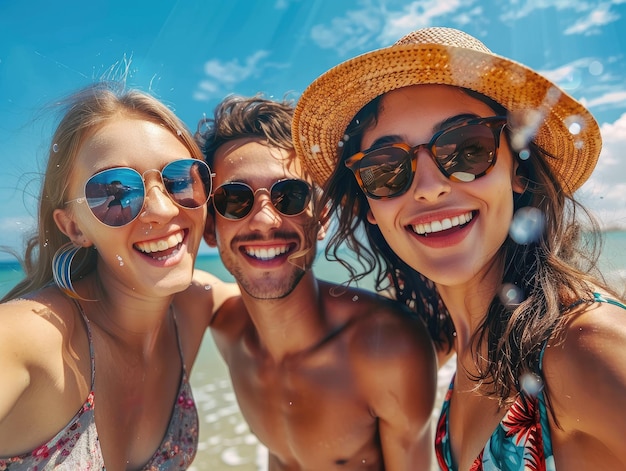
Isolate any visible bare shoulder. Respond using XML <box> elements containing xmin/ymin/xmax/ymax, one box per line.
<box><xmin>190</xmin><ymin>268</ymin><xmax>240</xmax><ymax>305</ymax></box>
<box><xmin>174</xmin><ymin>269</ymin><xmax>240</xmax><ymax>322</ymax></box>
<box><xmin>319</xmin><ymin>280</ymin><xmax>436</xmax><ymax>373</ymax></box>
<box><xmin>544</xmin><ymin>296</ymin><xmax>626</xmax><ymax>432</ymax></box>
<box><xmin>0</xmin><ymin>287</ymin><xmax>76</xmax><ymax>359</ymax></box>
<box><xmin>320</xmin><ymin>281</ymin><xmax>437</xmax><ymax>427</ymax></box>
<box><xmin>0</xmin><ymin>288</ymin><xmax>77</xmax><ymax>422</ymax></box>
<box><xmin>547</xmin><ymin>296</ymin><xmax>626</xmax><ymax>373</ymax></box>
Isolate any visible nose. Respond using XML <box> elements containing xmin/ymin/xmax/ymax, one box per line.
<box><xmin>247</xmin><ymin>190</ymin><xmax>282</xmax><ymax>232</ymax></box>
<box><xmin>139</xmin><ymin>179</ymin><xmax>179</xmax><ymax>224</ymax></box>
<box><xmin>410</xmin><ymin>148</ymin><xmax>452</xmax><ymax>202</ymax></box>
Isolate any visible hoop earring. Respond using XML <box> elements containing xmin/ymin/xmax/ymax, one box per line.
<box><xmin>52</xmin><ymin>242</ymin><xmax>93</xmax><ymax>300</ymax></box>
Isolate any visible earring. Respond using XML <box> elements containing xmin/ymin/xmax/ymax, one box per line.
<box><xmin>52</xmin><ymin>242</ymin><xmax>92</xmax><ymax>300</ymax></box>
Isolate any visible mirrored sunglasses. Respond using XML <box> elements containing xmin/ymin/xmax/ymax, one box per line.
<box><xmin>67</xmin><ymin>159</ymin><xmax>213</xmax><ymax>227</ymax></box>
<box><xmin>212</xmin><ymin>179</ymin><xmax>312</xmax><ymax>220</ymax></box>
<box><xmin>345</xmin><ymin>116</ymin><xmax>507</xmax><ymax>199</ymax></box>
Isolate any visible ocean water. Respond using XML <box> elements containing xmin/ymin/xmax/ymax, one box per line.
<box><xmin>0</xmin><ymin>231</ymin><xmax>624</xmax><ymax>470</ymax></box>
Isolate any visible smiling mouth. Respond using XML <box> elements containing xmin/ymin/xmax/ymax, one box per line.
<box><xmin>410</xmin><ymin>211</ymin><xmax>474</xmax><ymax>235</ymax></box>
<box><xmin>242</xmin><ymin>244</ymin><xmax>293</xmax><ymax>261</ymax></box>
<box><xmin>135</xmin><ymin>231</ymin><xmax>184</xmax><ymax>260</ymax></box>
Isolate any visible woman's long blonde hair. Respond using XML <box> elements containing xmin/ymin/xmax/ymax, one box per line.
<box><xmin>2</xmin><ymin>82</ymin><xmax>203</xmax><ymax>302</ymax></box>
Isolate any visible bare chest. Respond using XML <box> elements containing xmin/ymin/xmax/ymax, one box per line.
<box><xmin>226</xmin><ymin>351</ymin><xmax>383</xmax><ymax>470</ymax></box>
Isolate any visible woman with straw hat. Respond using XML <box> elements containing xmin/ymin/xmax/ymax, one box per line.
<box><xmin>293</xmin><ymin>27</ymin><xmax>626</xmax><ymax>470</ymax></box>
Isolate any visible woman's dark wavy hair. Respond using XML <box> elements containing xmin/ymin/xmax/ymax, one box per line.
<box><xmin>321</xmin><ymin>88</ymin><xmax>622</xmax><ymax>413</ymax></box>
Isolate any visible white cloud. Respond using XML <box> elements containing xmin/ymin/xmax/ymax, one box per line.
<box><xmin>275</xmin><ymin>0</ymin><xmax>290</xmax><ymax>9</ymax></box>
<box><xmin>581</xmin><ymin>90</ymin><xmax>626</xmax><ymax>108</ymax></box>
<box><xmin>500</xmin><ymin>0</ymin><xmax>594</xmax><ymax>22</ymax></box>
<box><xmin>539</xmin><ymin>57</ymin><xmax>594</xmax><ymax>87</ymax></box>
<box><xmin>310</xmin><ymin>7</ymin><xmax>384</xmax><ymax>55</ymax></box>
<box><xmin>539</xmin><ymin>59</ymin><xmax>626</xmax><ymax>112</ymax></box>
<box><xmin>563</xmin><ymin>3</ymin><xmax>620</xmax><ymax>35</ymax></box>
<box><xmin>193</xmin><ymin>50</ymin><xmax>271</xmax><ymax>101</ymax></box>
<box><xmin>379</xmin><ymin>0</ymin><xmax>469</xmax><ymax>44</ymax></box>
<box><xmin>500</xmin><ymin>0</ymin><xmax>623</xmax><ymax>35</ymax></box>
<box><xmin>578</xmin><ymin>112</ymin><xmax>626</xmax><ymax>228</ymax></box>
<box><xmin>309</xmin><ymin>0</ymin><xmax>481</xmax><ymax>55</ymax></box>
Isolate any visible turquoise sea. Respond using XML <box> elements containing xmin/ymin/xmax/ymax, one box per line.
<box><xmin>1</xmin><ymin>231</ymin><xmax>624</xmax><ymax>470</ymax></box>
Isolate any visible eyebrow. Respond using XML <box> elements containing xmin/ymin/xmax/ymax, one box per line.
<box><xmin>368</xmin><ymin>112</ymin><xmax>483</xmax><ymax>149</ymax></box>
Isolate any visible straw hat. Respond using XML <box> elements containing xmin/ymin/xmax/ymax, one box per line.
<box><xmin>293</xmin><ymin>27</ymin><xmax>601</xmax><ymax>194</ymax></box>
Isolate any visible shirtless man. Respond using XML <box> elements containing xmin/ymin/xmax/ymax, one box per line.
<box><xmin>195</xmin><ymin>95</ymin><xmax>437</xmax><ymax>470</ymax></box>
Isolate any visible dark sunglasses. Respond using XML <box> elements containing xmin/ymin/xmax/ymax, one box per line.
<box><xmin>66</xmin><ymin>159</ymin><xmax>213</xmax><ymax>227</ymax></box>
<box><xmin>345</xmin><ymin>116</ymin><xmax>507</xmax><ymax>199</ymax></box>
<box><xmin>212</xmin><ymin>179</ymin><xmax>312</xmax><ymax>220</ymax></box>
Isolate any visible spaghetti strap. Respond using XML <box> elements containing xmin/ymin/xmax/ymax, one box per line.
<box><xmin>71</xmin><ymin>298</ymin><xmax>96</xmax><ymax>390</ymax></box>
<box><xmin>593</xmin><ymin>292</ymin><xmax>626</xmax><ymax>309</ymax></box>
<box><xmin>170</xmin><ymin>306</ymin><xmax>190</xmax><ymax>376</ymax></box>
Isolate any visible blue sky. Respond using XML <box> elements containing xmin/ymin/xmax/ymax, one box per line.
<box><xmin>1</xmin><ymin>0</ymin><xmax>625</xmax><ymax>259</ymax></box>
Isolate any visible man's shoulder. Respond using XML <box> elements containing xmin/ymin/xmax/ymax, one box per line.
<box><xmin>316</xmin><ymin>280</ymin><xmax>431</xmax><ymax>355</ymax></box>
<box><xmin>317</xmin><ymin>279</ymin><xmax>416</xmax><ymax>320</ymax></box>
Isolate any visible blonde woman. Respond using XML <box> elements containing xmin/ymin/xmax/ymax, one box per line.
<box><xmin>0</xmin><ymin>83</ymin><xmax>236</xmax><ymax>470</ymax></box>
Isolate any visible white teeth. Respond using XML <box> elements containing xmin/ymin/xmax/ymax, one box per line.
<box><xmin>244</xmin><ymin>245</ymin><xmax>289</xmax><ymax>261</ymax></box>
<box><xmin>412</xmin><ymin>211</ymin><xmax>473</xmax><ymax>235</ymax></box>
<box><xmin>136</xmin><ymin>232</ymin><xmax>183</xmax><ymax>253</ymax></box>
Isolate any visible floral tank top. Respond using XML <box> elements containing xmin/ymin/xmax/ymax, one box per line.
<box><xmin>0</xmin><ymin>302</ymin><xmax>199</xmax><ymax>470</ymax></box>
<box><xmin>435</xmin><ymin>293</ymin><xmax>626</xmax><ymax>471</ymax></box>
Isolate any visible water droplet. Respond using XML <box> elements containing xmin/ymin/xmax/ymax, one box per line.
<box><xmin>176</xmin><ymin>129</ymin><xmax>182</xmax><ymax>136</ymax></box>
<box><xmin>352</xmin><ymin>295</ymin><xmax>359</xmax><ymax>301</ymax></box>
<box><xmin>564</xmin><ymin>115</ymin><xmax>584</xmax><ymax>136</ymax></box>
<box><xmin>509</xmin><ymin>207</ymin><xmax>545</xmax><ymax>245</ymax></box>
<box><xmin>568</xmin><ymin>122</ymin><xmax>581</xmax><ymax>135</ymax></box>
<box><xmin>545</xmin><ymin>86</ymin><xmax>562</xmax><ymax>104</ymax></box>
<box><xmin>288</xmin><ymin>401</ymin><xmax>293</xmax><ymax>406</ymax></box>
<box><xmin>362</xmin><ymin>459</ymin><xmax>367</xmax><ymax>464</ymax></box>
<box><xmin>337</xmin><ymin>141</ymin><xmax>344</xmax><ymax>148</ymax></box>
<box><xmin>52</xmin><ymin>143</ymin><xmax>59</xmax><ymax>153</ymax></box>
<box><xmin>520</xmin><ymin>372</ymin><xmax>543</xmax><ymax>397</ymax></box>
<box><xmin>518</xmin><ymin>149</ymin><xmax>530</xmax><ymax>161</ymax></box>
<box><xmin>343</xmin><ymin>134</ymin><xmax>350</xmax><ymax>142</ymax></box>
<box><xmin>498</xmin><ymin>282</ymin><xmax>523</xmax><ymax>308</ymax></box>
<box><xmin>310</xmin><ymin>144</ymin><xmax>321</xmax><ymax>154</ymax></box>
<box><xmin>116</xmin><ymin>254</ymin><xmax>124</xmax><ymax>266</ymax></box>
<box><xmin>204</xmin><ymin>284</ymin><xmax>212</xmax><ymax>290</ymax></box>
<box><xmin>588</xmin><ymin>60</ymin><xmax>603</xmax><ymax>76</ymax></box>
<box><xmin>509</xmin><ymin>110</ymin><xmax>543</xmax><ymax>152</ymax></box>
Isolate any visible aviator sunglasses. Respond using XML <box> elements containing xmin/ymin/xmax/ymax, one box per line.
<box><xmin>212</xmin><ymin>179</ymin><xmax>312</xmax><ymax>220</ymax></box>
<box><xmin>66</xmin><ymin>159</ymin><xmax>213</xmax><ymax>227</ymax></box>
<box><xmin>345</xmin><ymin>116</ymin><xmax>507</xmax><ymax>199</ymax></box>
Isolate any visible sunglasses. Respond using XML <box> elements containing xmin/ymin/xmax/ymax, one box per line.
<box><xmin>67</xmin><ymin>159</ymin><xmax>213</xmax><ymax>227</ymax></box>
<box><xmin>345</xmin><ymin>116</ymin><xmax>507</xmax><ymax>199</ymax></box>
<box><xmin>212</xmin><ymin>179</ymin><xmax>312</xmax><ymax>220</ymax></box>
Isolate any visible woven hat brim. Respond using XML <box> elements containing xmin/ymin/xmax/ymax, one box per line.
<box><xmin>293</xmin><ymin>43</ymin><xmax>601</xmax><ymax>194</ymax></box>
